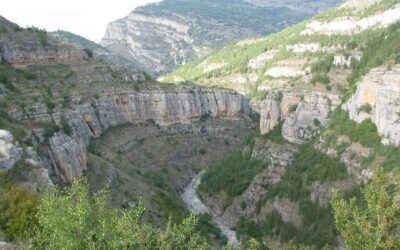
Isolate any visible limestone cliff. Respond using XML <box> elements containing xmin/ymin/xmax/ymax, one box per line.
<box><xmin>10</xmin><ymin>86</ymin><xmax>251</xmax><ymax>183</ymax></box>
<box><xmin>101</xmin><ymin>0</ymin><xmax>339</xmax><ymax>76</ymax></box>
<box><xmin>344</xmin><ymin>65</ymin><xmax>400</xmax><ymax>145</ymax></box>
<box><xmin>257</xmin><ymin>91</ymin><xmax>340</xmax><ymax>143</ymax></box>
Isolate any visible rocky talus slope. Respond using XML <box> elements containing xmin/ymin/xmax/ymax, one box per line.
<box><xmin>101</xmin><ymin>0</ymin><xmax>340</xmax><ymax>76</ymax></box>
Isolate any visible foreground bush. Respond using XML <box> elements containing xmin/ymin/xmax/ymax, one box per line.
<box><xmin>0</xmin><ymin>187</ymin><xmax>38</xmax><ymax>241</ymax></box>
<box><xmin>29</xmin><ymin>179</ymin><xmax>208</xmax><ymax>250</ymax></box>
<box><xmin>332</xmin><ymin>172</ymin><xmax>400</xmax><ymax>249</ymax></box>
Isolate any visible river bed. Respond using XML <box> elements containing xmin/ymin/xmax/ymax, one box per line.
<box><xmin>181</xmin><ymin>172</ymin><xmax>240</xmax><ymax>247</ymax></box>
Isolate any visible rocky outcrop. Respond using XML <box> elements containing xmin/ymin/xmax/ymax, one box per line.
<box><xmin>258</xmin><ymin>91</ymin><xmax>341</xmax><ymax>143</ymax></box>
<box><xmin>248</xmin><ymin>51</ymin><xmax>276</xmax><ymax>69</ymax></box>
<box><xmin>11</xmin><ymin>86</ymin><xmax>251</xmax><ymax>183</ymax></box>
<box><xmin>0</xmin><ymin>130</ymin><xmax>23</xmax><ymax>170</ymax></box>
<box><xmin>101</xmin><ymin>13</ymin><xmax>197</xmax><ymax>76</ymax></box>
<box><xmin>302</xmin><ymin>4</ymin><xmax>400</xmax><ymax>36</ymax></box>
<box><xmin>100</xmin><ymin>0</ymin><xmax>340</xmax><ymax>76</ymax></box>
<box><xmin>209</xmin><ymin>139</ymin><xmax>297</xmax><ymax>228</ymax></box>
<box><xmin>0</xmin><ymin>17</ymin><xmax>89</xmax><ymax>67</ymax></box>
<box><xmin>344</xmin><ymin>65</ymin><xmax>400</xmax><ymax>145</ymax></box>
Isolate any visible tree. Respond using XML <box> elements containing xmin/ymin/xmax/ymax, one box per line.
<box><xmin>29</xmin><ymin>178</ymin><xmax>208</xmax><ymax>250</ymax></box>
<box><xmin>332</xmin><ymin>172</ymin><xmax>400</xmax><ymax>250</ymax></box>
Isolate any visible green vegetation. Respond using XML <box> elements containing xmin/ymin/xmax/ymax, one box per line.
<box><xmin>326</xmin><ymin>109</ymin><xmax>400</xmax><ymax>171</ymax></box>
<box><xmin>348</xmin><ymin>22</ymin><xmax>400</xmax><ymax>93</ymax></box>
<box><xmin>43</xmin><ymin>122</ymin><xmax>60</xmax><ymax>139</ymax></box>
<box><xmin>196</xmin><ymin>214</ymin><xmax>227</xmax><ymax>246</ymax></box>
<box><xmin>61</xmin><ymin>119</ymin><xmax>73</xmax><ymax>136</ymax></box>
<box><xmin>261</xmin><ymin>121</ymin><xmax>286</xmax><ymax>144</ymax></box>
<box><xmin>29</xmin><ymin>179</ymin><xmax>209</xmax><ymax>250</ymax></box>
<box><xmin>144</xmin><ymin>172</ymin><xmax>187</xmax><ymax>223</ymax></box>
<box><xmin>267</xmin><ymin>143</ymin><xmax>348</xmax><ymax>201</ymax></box>
<box><xmin>0</xmin><ymin>187</ymin><xmax>38</xmax><ymax>241</ymax></box>
<box><xmin>200</xmin><ymin>151</ymin><xmax>265</xmax><ymax>198</ymax></box>
<box><xmin>83</xmin><ymin>48</ymin><xmax>93</xmax><ymax>58</ymax></box>
<box><xmin>236</xmin><ymin>217</ymin><xmax>263</xmax><ymax>241</ymax></box>
<box><xmin>263</xmin><ymin>210</ymin><xmax>297</xmax><ymax>243</ymax></box>
<box><xmin>27</xmin><ymin>26</ymin><xmax>48</xmax><ymax>46</ymax></box>
<box><xmin>256</xmin><ymin>143</ymin><xmax>348</xmax><ymax>248</ymax></box>
<box><xmin>311</xmin><ymin>55</ymin><xmax>333</xmax><ymax>74</ymax></box>
<box><xmin>310</xmin><ymin>74</ymin><xmax>330</xmax><ymax>85</ymax></box>
<box><xmin>332</xmin><ymin>172</ymin><xmax>400</xmax><ymax>249</ymax></box>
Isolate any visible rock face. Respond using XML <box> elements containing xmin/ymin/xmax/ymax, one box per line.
<box><xmin>11</xmin><ymin>86</ymin><xmax>251</xmax><ymax>183</ymax></box>
<box><xmin>258</xmin><ymin>91</ymin><xmax>341</xmax><ymax>143</ymax></box>
<box><xmin>204</xmin><ymin>139</ymin><xmax>298</xmax><ymax>228</ymax></box>
<box><xmin>0</xmin><ymin>17</ymin><xmax>88</xmax><ymax>67</ymax></box>
<box><xmin>302</xmin><ymin>4</ymin><xmax>400</xmax><ymax>35</ymax></box>
<box><xmin>100</xmin><ymin>0</ymin><xmax>339</xmax><ymax>76</ymax></box>
<box><xmin>344</xmin><ymin>65</ymin><xmax>400</xmax><ymax>145</ymax></box>
<box><xmin>0</xmin><ymin>130</ymin><xmax>23</xmax><ymax>170</ymax></box>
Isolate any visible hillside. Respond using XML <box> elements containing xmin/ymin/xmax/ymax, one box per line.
<box><xmin>50</xmin><ymin>30</ymin><xmax>144</xmax><ymax>73</ymax></box>
<box><xmin>161</xmin><ymin>0</ymin><xmax>400</xmax><ymax>247</ymax></box>
<box><xmin>100</xmin><ymin>0</ymin><xmax>341</xmax><ymax>76</ymax></box>
<box><xmin>1</xmin><ymin>0</ymin><xmax>400</xmax><ymax>249</ymax></box>
<box><xmin>0</xmin><ymin>14</ymin><xmax>255</xmax><ymax>247</ymax></box>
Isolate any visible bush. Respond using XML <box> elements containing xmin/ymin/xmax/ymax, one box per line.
<box><xmin>310</xmin><ymin>74</ymin><xmax>330</xmax><ymax>85</ymax></box>
<box><xmin>236</xmin><ymin>217</ymin><xmax>263</xmax><ymax>241</ymax></box>
<box><xmin>43</xmin><ymin>123</ymin><xmax>60</xmax><ymax>139</ymax></box>
<box><xmin>198</xmin><ymin>148</ymin><xmax>207</xmax><ymax>155</ymax></box>
<box><xmin>357</xmin><ymin>104</ymin><xmax>372</xmax><ymax>114</ymax></box>
<box><xmin>0</xmin><ymin>187</ymin><xmax>39</xmax><ymax>241</ymax></box>
<box><xmin>261</xmin><ymin>121</ymin><xmax>286</xmax><ymax>144</ymax></box>
<box><xmin>311</xmin><ymin>55</ymin><xmax>333</xmax><ymax>74</ymax></box>
<box><xmin>288</xmin><ymin>105</ymin><xmax>297</xmax><ymax>114</ymax></box>
<box><xmin>83</xmin><ymin>48</ymin><xmax>93</xmax><ymax>58</ymax></box>
<box><xmin>61</xmin><ymin>119</ymin><xmax>73</xmax><ymax>136</ymax></box>
<box><xmin>30</xmin><ymin>179</ymin><xmax>209</xmax><ymax>249</ymax></box>
<box><xmin>27</xmin><ymin>26</ymin><xmax>48</xmax><ymax>46</ymax></box>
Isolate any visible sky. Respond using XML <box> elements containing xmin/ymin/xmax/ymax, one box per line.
<box><xmin>1</xmin><ymin>0</ymin><xmax>161</xmax><ymax>43</ymax></box>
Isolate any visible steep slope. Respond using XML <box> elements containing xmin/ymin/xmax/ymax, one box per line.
<box><xmin>100</xmin><ymin>0</ymin><xmax>341</xmax><ymax>76</ymax></box>
<box><xmin>0</xmin><ymin>15</ymin><xmax>256</xmax><ymax>244</ymax></box>
<box><xmin>50</xmin><ymin>30</ymin><xmax>145</xmax><ymax>73</ymax></box>
<box><xmin>162</xmin><ymin>0</ymin><xmax>400</xmax><ymax>248</ymax></box>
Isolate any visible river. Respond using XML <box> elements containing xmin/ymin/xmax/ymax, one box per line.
<box><xmin>181</xmin><ymin>172</ymin><xmax>240</xmax><ymax>247</ymax></box>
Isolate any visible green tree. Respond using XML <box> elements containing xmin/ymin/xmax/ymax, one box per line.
<box><xmin>29</xmin><ymin>178</ymin><xmax>208</xmax><ymax>250</ymax></box>
<box><xmin>332</xmin><ymin>172</ymin><xmax>400</xmax><ymax>249</ymax></box>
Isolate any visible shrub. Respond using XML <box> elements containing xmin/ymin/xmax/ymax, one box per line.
<box><xmin>310</xmin><ymin>74</ymin><xmax>330</xmax><ymax>85</ymax></box>
<box><xmin>288</xmin><ymin>105</ymin><xmax>297</xmax><ymax>114</ymax></box>
<box><xmin>198</xmin><ymin>148</ymin><xmax>207</xmax><ymax>155</ymax></box>
<box><xmin>311</xmin><ymin>55</ymin><xmax>333</xmax><ymax>74</ymax></box>
<box><xmin>0</xmin><ymin>187</ymin><xmax>39</xmax><ymax>241</ymax></box>
<box><xmin>332</xmin><ymin>172</ymin><xmax>400</xmax><ymax>249</ymax></box>
<box><xmin>43</xmin><ymin>123</ymin><xmax>60</xmax><ymax>139</ymax></box>
<box><xmin>357</xmin><ymin>104</ymin><xmax>372</xmax><ymax>114</ymax></box>
<box><xmin>236</xmin><ymin>217</ymin><xmax>263</xmax><ymax>241</ymax></box>
<box><xmin>261</xmin><ymin>121</ymin><xmax>286</xmax><ymax>144</ymax></box>
<box><xmin>27</xmin><ymin>26</ymin><xmax>48</xmax><ymax>46</ymax></box>
<box><xmin>83</xmin><ymin>48</ymin><xmax>93</xmax><ymax>58</ymax></box>
<box><xmin>61</xmin><ymin>119</ymin><xmax>73</xmax><ymax>136</ymax></box>
<box><xmin>30</xmin><ymin>179</ymin><xmax>208</xmax><ymax>249</ymax></box>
